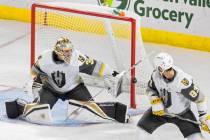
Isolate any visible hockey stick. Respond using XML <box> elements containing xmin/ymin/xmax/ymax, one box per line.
<box><xmin>166</xmin><ymin>113</ymin><xmax>201</xmax><ymax>125</ymax></box>
<box><xmin>166</xmin><ymin>113</ymin><xmax>210</xmax><ymax>134</ymax></box>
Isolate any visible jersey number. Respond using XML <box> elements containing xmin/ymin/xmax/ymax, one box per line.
<box><xmin>189</xmin><ymin>90</ymin><xmax>198</xmax><ymax>98</ymax></box>
<box><xmin>85</xmin><ymin>58</ymin><xmax>94</xmax><ymax>65</ymax></box>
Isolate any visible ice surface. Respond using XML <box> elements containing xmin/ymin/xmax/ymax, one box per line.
<box><xmin>0</xmin><ymin>19</ymin><xmax>209</xmax><ymax>140</ymax></box>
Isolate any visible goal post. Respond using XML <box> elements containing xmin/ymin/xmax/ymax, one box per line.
<box><xmin>31</xmin><ymin>2</ymin><xmax>153</xmax><ymax>108</ymax></box>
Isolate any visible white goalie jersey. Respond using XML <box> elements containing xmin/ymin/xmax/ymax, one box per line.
<box><xmin>148</xmin><ymin>66</ymin><xmax>200</xmax><ymax>114</ymax></box>
<box><xmin>31</xmin><ymin>49</ymin><xmax>116</xmax><ymax>93</ymax></box>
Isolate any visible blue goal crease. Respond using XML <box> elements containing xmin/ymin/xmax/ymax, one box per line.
<box><xmin>0</xmin><ymin>89</ymin><xmax>97</xmax><ymax>127</ymax></box>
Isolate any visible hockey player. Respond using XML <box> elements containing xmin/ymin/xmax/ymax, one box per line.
<box><xmin>5</xmin><ymin>37</ymin><xmax>128</xmax><ymax>124</ymax></box>
<box><xmin>136</xmin><ymin>52</ymin><xmax>210</xmax><ymax>140</ymax></box>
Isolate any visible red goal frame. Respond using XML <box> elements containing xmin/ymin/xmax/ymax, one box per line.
<box><xmin>31</xmin><ymin>3</ymin><xmax>137</xmax><ymax>108</ymax></box>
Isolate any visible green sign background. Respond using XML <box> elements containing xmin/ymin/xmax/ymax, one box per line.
<box><xmin>97</xmin><ymin>0</ymin><xmax>131</xmax><ymax>10</ymax></box>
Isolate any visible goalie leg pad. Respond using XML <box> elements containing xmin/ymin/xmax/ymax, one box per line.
<box><xmin>5</xmin><ymin>99</ymin><xmax>27</xmax><ymax>119</ymax></box>
<box><xmin>69</xmin><ymin>100</ymin><xmax>110</xmax><ymax>120</ymax></box>
<box><xmin>68</xmin><ymin>100</ymin><xmax>127</xmax><ymax>123</ymax></box>
<box><xmin>115</xmin><ymin>102</ymin><xmax>127</xmax><ymax>123</ymax></box>
<box><xmin>23</xmin><ymin>103</ymin><xmax>53</xmax><ymax>124</ymax></box>
<box><xmin>97</xmin><ymin>102</ymin><xmax>127</xmax><ymax>123</ymax></box>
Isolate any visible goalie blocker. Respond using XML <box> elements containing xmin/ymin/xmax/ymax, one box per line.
<box><xmin>104</xmin><ymin>70</ymin><xmax>137</xmax><ymax>98</ymax></box>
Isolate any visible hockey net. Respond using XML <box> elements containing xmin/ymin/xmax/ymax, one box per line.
<box><xmin>31</xmin><ymin>2</ymin><xmax>153</xmax><ymax>108</ymax></box>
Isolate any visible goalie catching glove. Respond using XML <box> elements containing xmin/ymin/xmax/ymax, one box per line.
<box><xmin>104</xmin><ymin>71</ymin><xmax>126</xmax><ymax>98</ymax></box>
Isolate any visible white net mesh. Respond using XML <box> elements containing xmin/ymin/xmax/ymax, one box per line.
<box><xmin>32</xmin><ymin>2</ymin><xmax>153</xmax><ymax>107</ymax></box>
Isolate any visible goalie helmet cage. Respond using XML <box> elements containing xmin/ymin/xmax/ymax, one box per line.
<box><xmin>31</xmin><ymin>2</ymin><xmax>153</xmax><ymax>108</ymax></box>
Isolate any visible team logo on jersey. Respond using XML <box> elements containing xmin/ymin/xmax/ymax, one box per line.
<box><xmin>51</xmin><ymin>71</ymin><xmax>66</xmax><ymax>88</ymax></box>
<box><xmin>97</xmin><ymin>0</ymin><xmax>131</xmax><ymax>10</ymax></box>
<box><xmin>181</xmin><ymin>78</ymin><xmax>189</xmax><ymax>86</ymax></box>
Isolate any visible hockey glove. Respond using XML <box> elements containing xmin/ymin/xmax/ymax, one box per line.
<box><xmin>199</xmin><ymin>114</ymin><xmax>210</xmax><ymax>133</ymax></box>
<box><xmin>150</xmin><ymin>97</ymin><xmax>165</xmax><ymax>116</ymax></box>
<box><xmin>104</xmin><ymin>71</ymin><xmax>126</xmax><ymax>98</ymax></box>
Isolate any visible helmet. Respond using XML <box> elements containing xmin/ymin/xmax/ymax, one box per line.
<box><xmin>153</xmin><ymin>52</ymin><xmax>173</xmax><ymax>72</ymax></box>
<box><xmin>54</xmin><ymin>37</ymin><xmax>74</xmax><ymax>63</ymax></box>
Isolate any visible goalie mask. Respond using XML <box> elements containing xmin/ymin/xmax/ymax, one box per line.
<box><xmin>54</xmin><ymin>37</ymin><xmax>74</xmax><ymax>63</ymax></box>
<box><xmin>153</xmin><ymin>52</ymin><xmax>173</xmax><ymax>74</ymax></box>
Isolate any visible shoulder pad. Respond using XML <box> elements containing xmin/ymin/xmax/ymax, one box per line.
<box><xmin>74</xmin><ymin>50</ymin><xmax>87</xmax><ymax>66</ymax></box>
<box><xmin>37</xmin><ymin>50</ymin><xmax>53</xmax><ymax>67</ymax></box>
<box><xmin>178</xmin><ymin>71</ymin><xmax>193</xmax><ymax>89</ymax></box>
<box><xmin>151</xmin><ymin>70</ymin><xmax>162</xmax><ymax>81</ymax></box>
<box><xmin>181</xmin><ymin>83</ymin><xmax>200</xmax><ymax>101</ymax></box>
<box><xmin>78</xmin><ymin>54</ymin><xmax>86</xmax><ymax>63</ymax></box>
<box><xmin>181</xmin><ymin>78</ymin><xmax>190</xmax><ymax>86</ymax></box>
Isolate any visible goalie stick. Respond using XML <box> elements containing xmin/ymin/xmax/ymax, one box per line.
<box><xmin>65</xmin><ymin>87</ymin><xmax>105</xmax><ymax>121</ymax></box>
<box><xmin>121</xmin><ymin>50</ymin><xmax>156</xmax><ymax>85</ymax></box>
<box><xmin>66</xmin><ymin>51</ymin><xmax>155</xmax><ymax>120</ymax></box>
<box><xmin>121</xmin><ymin>51</ymin><xmax>156</xmax><ymax>76</ymax></box>
<box><xmin>21</xmin><ymin>50</ymin><xmax>155</xmax><ymax>121</ymax></box>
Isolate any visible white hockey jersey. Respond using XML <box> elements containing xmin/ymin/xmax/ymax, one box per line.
<box><xmin>32</xmin><ymin>49</ymin><xmax>115</xmax><ymax>93</ymax></box>
<box><xmin>148</xmin><ymin>66</ymin><xmax>200</xmax><ymax>114</ymax></box>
